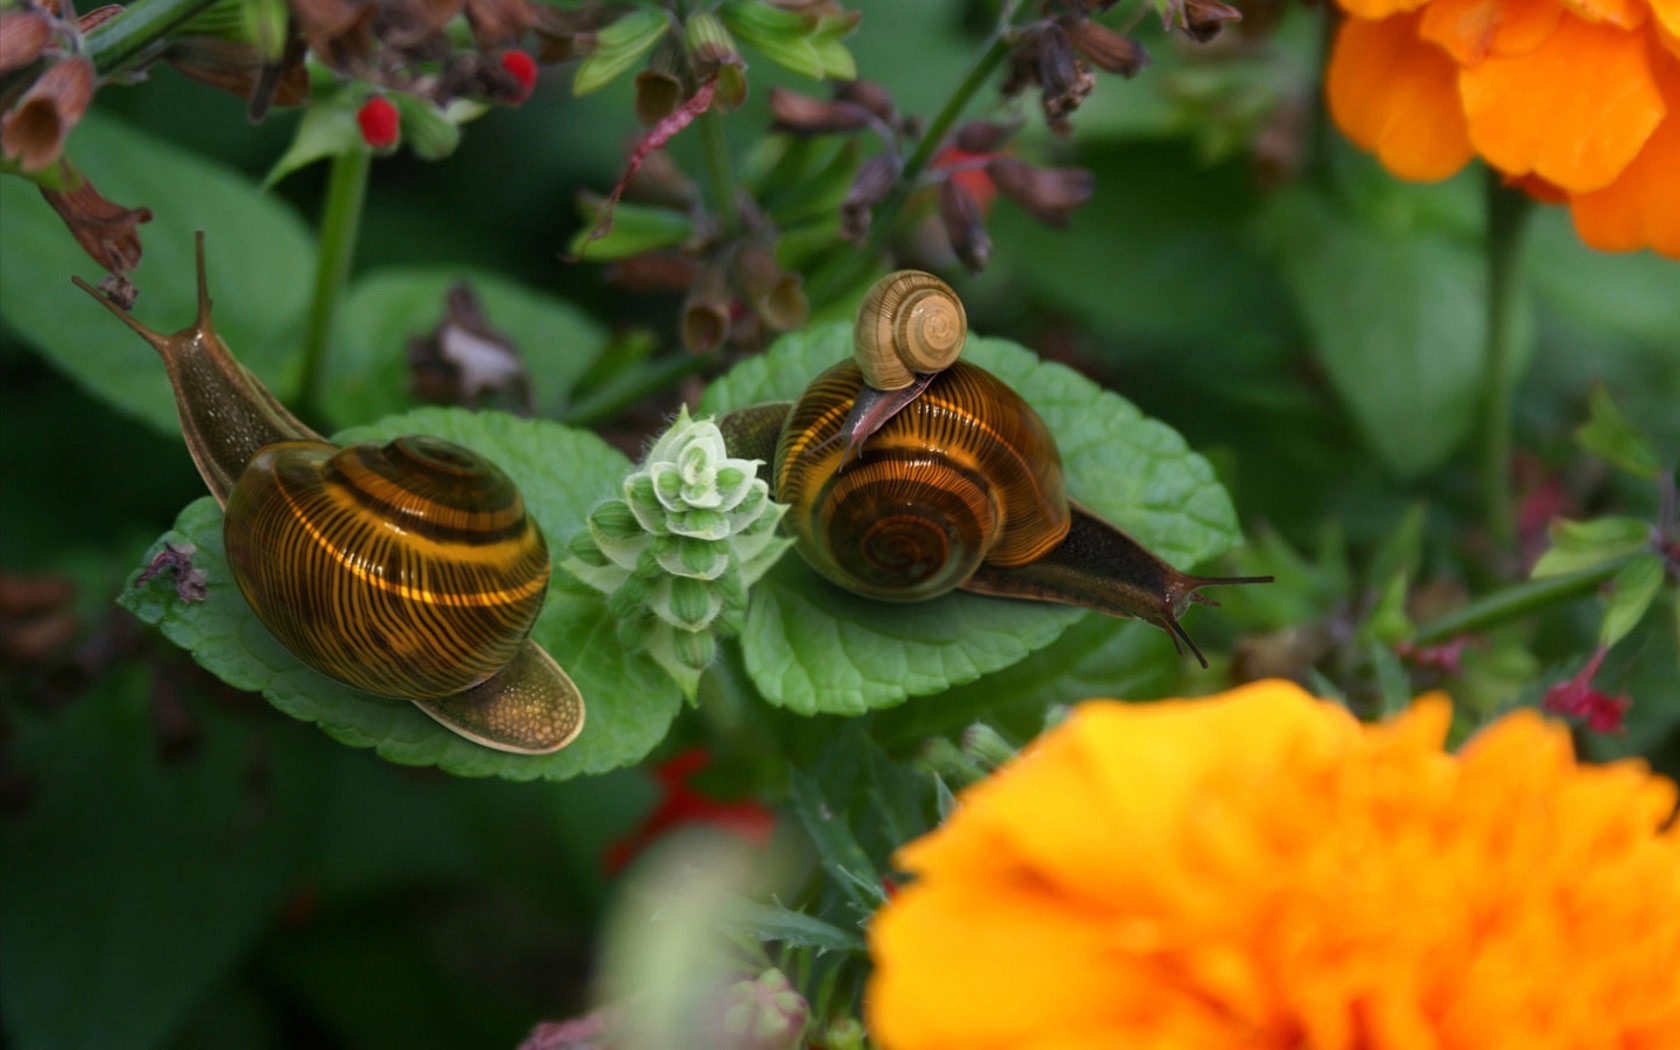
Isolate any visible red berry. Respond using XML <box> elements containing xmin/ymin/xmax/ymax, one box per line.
<box><xmin>500</xmin><ymin>50</ymin><xmax>538</xmax><ymax>103</ymax></box>
<box><xmin>357</xmin><ymin>96</ymin><xmax>400</xmax><ymax>149</ymax></box>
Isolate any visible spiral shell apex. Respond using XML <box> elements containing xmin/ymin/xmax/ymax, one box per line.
<box><xmin>853</xmin><ymin>271</ymin><xmax>968</xmax><ymax>391</ymax></box>
<box><xmin>223</xmin><ymin>435</ymin><xmax>551</xmax><ymax>700</ymax></box>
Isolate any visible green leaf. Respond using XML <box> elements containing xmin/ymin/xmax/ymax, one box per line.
<box><xmin>119</xmin><ymin>408</ymin><xmax>683</xmax><ymax>780</ymax></box>
<box><xmin>874</xmin><ymin>615</ymin><xmax>1178</xmax><ymax>748</ymax></box>
<box><xmin>1600</xmin><ymin>554</ymin><xmax>1665</xmax><ymax>649</ymax></box>
<box><xmin>261</xmin><ymin>102</ymin><xmax>361</xmax><ymax>189</ymax></box>
<box><xmin>1365</xmin><ymin>502</ymin><xmax>1427</xmax><ymax>596</ymax></box>
<box><xmin>718</xmin><ymin>898</ymin><xmax>867</xmax><ymax>954</ymax></box>
<box><xmin>1256</xmin><ymin>186</ymin><xmax>1530</xmax><ymax>478</ymax></box>
<box><xmin>701</xmin><ymin>327</ymin><xmax>1241</xmax><ymax>715</ymax></box>
<box><xmin>788</xmin><ymin>771</ymin><xmax>883</xmax><ymax>911</ymax></box>
<box><xmin>1531</xmin><ymin>516</ymin><xmax>1653</xmax><ymax>579</ymax></box>
<box><xmin>0</xmin><ymin>670</ymin><xmax>324</xmax><ymax>1050</ymax></box>
<box><xmin>0</xmin><ymin>110</ymin><xmax>314</xmax><ymax>434</ymax></box>
<box><xmin>572</xmin><ymin>8</ymin><xmax>670</xmax><ymax>95</ymax></box>
<box><xmin>1576</xmin><ymin>383</ymin><xmax>1662</xmax><ymax>480</ymax></box>
<box><xmin>568</xmin><ymin>199</ymin><xmax>694</xmax><ymax>261</ymax></box>
<box><xmin>1525</xmin><ymin>207</ymin><xmax>1680</xmax><ymax>349</ymax></box>
<box><xmin>722</xmin><ymin>0</ymin><xmax>825</xmax><ymax>79</ymax></box>
<box><xmin>322</xmin><ymin>268</ymin><xmax>607</xmax><ymax>427</ymax></box>
<box><xmin>1360</xmin><ymin>571</ymin><xmax>1414</xmax><ymax>646</ymax></box>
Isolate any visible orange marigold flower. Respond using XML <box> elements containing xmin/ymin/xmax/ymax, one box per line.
<box><xmin>1327</xmin><ymin>0</ymin><xmax>1680</xmax><ymax>257</ymax></box>
<box><xmin>867</xmin><ymin>681</ymin><xmax>1680</xmax><ymax>1050</ymax></box>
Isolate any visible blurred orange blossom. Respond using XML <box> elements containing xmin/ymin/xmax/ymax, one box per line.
<box><xmin>1326</xmin><ymin>0</ymin><xmax>1680</xmax><ymax>258</ymax></box>
<box><xmin>867</xmin><ymin>681</ymin><xmax>1680</xmax><ymax>1049</ymax></box>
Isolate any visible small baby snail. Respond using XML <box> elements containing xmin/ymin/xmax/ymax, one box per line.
<box><xmin>719</xmin><ymin>271</ymin><xmax>1272</xmax><ymax>666</ymax></box>
<box><xmin>75</xmin><ymin>234</ymin><xmax>584</xmax><ymax>755</ymax></box>
<box><xmin>824</xmin><ymin>270</ymin><xmax>968</xmax><ymax>463</ymax></box>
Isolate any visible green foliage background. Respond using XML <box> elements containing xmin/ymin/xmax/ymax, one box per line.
<box><xmin>1</xmin><ymin>0</ymin><xmax>1677</xmax><ymax>1047</ymax></box>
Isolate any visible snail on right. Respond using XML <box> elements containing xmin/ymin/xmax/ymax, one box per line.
<box><xmin>719</xmin><ymin>270</ymin><xmax>1272</xmax><ymax>667</ymax></box>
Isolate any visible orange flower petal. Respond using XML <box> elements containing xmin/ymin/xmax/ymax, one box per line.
<box><xmin>1337</xmin><ymin>0</ymin><xmax>1434</xmax><ymax>21</ymax></box>
<box><xmin>1570</xmin><ymin>60</ymin><xmax>1680</xmax><ymax>255</ymax></box>
<box><xmin>1419</xmin><ymin>0</ymin><xmax>1564</xmax><ymax>64</ymax></box>
<box><xmin>1461</xmin><ymin>13</ymin><xmax>1666</xmax><ymax>190</ymax></box>
<box><xmin>1561</xmin><ymin>0</ymin><xmax>1647</xmax><ymax>29</ymax></box>
<box><xmin>1328</xmin><ymin>13</ymin><xmax>1475</xmax><ymax>180</ymax></box>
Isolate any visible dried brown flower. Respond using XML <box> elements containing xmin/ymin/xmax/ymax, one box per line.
<box><xmin>681</xmin><ymin>261</ymin><xmax>732</xmax><ymax>353</ymax></box>
<box><xmin>1058</xmin><ymin>15</ymin><xmax>1148</xmax><ymax>77</ymax></box>
<box><xmin>166</xmin><ymin>37</ymin><xmax>310</xmax><ymax>115</ymax></box>
<box><xmin>1168</xmin><ymin>0</ymin><xmax>1244</xmax><ymax>43</ymax></box>
<box><xmin>833</xmin><ymin>79</ymin><xmax>897</xmax><ymax>123</ymax></box>
<box><xmin>986</xmin><ymin>157</ymin><xmax>1094</xmax><ymax>227</ymax></box>
<box><xmin>39</xmin><ymin>171</ymin><xmax>153</xmax><ymax>308</ymax></box>
<box><xmin>768</xmin><ymin>86</ymin><xmax>872</xmax><ymax>136</ymax></box>
<box><xmin>733</xmin><ymin>243</ymin><xmax>808</xmax><ymax>332</ymax></box>
<box><xmin>0</xmin><ymin>11</ymin><xmax>51</xmax><ymax>76</ymax></box>
<box><xmin>134</xmin><ymin>543</ymin><xmax>208</xmax><ymax>604</ymax></box>
<box><xmin>2</xmin><ymin>56</ymin><xmax>93</xmax><ymax>172</ymax></box>
<box><xmin>840</xmin><ymin>152</ymin><xmax>897</xmax><ymax>242</ymax></box>
<box><xmin>939</xmin><ymin>179</ymin><xmax>991</xmax><ymax>273</ymax></box>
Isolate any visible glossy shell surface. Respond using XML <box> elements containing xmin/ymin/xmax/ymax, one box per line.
<box><xmin>223</xmin><ymin>435</ymin><xmax>551</xmax><ymax>699</ymax></box>
<box><xmin>775</xmin><ymin>361</ymin><xmax>1070</xmax><ymax>601</ymax></box>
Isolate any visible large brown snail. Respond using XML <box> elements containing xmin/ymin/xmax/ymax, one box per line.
<box><xmin>76</xmin><ymin>234</ymin><xmax>584</xmax><ymax>754</ymax></box>
<box><xmin>720</xmin><ymin>270</ymin><xmax>1271</xmax><ymax>666</ymax></box>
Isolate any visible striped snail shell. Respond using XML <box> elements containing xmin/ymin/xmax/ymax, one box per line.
<box><xmin>76</xmin><ymin>234</ymin><xmax>584</xmax><ymax>754</ymax></box>
<box><xmin>223</xmin><ymin>436</ymin><xmax>552</xmax><ymax>701</ymax></box>
<box><xmin>776</xmin><ymin>359</ymin><xmax>1070</xmax><ymax>601</ymax></box>
<box><xmin>853</xmin><ymin>270</ymin><xmax>968</xmax><ymax>392</ymax></box>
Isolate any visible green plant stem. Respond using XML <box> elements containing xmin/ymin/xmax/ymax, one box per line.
<box><xmin>297</xmin><ymin>147</ymin><xmax>371</xmax><ymax>425</ymax></box>
<box><xmin>84</xmin><ymin>0</ymin><xmax>222</xmax><ymax>77</ymax></box>
<box><xmin>1414</xmin><ymin>558</ymin><xmax>1627</xmax><ymax>644</ymax></box>
<box><xmin>698</xmin><ymin>109</ymin><xmax>739</xmax><ymax>237</ymax></box>
<box><xmin>1479</xmin><ymin>173</ymin><xmax>1534</xmax><ymax>552</ymax></box>
<box><xmin>806</xmin><ymin>31</ymin><xmax>1014</xmax><ymax>304</ymax></box>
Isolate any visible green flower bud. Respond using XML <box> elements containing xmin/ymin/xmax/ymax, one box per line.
<box><xmin>561</xmin><ymin>407</ymin><xmax>792</xmax><ymax>698</ymax></box>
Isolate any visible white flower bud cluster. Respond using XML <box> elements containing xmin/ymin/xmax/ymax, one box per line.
<box><xmin>563</xmin><ymin>408</ymin><xmax>791</xmax><ymax>697</ymax></box>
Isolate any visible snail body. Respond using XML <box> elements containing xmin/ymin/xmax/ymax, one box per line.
<box><xmin>76</xmin><ymin>235</ymin><xmax>583</xmax><ymax>754</ymax></box>
<box><xmin>719</xmin><ymin>271</ymin><xmax>1271</xmax><ymax>666</ymax></box>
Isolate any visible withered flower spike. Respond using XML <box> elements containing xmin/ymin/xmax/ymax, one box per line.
<box><xmin>939</xmin><ymin>179</ymin><xmax>991</xmax><ymax>274</ymax></box>
<box><xmin>1058</xmin><ymin>15</ymin><xmax>1149</xmax><ymax>77</ymax></box>
<box><xmin>0</xmin><ymin>11</ymin><xmax>51</xmax><ymax>76</ymax></box>
<box><xmin>953</xmin><ymin>120</ymin><xmax>1017</xmax><ymax>154</ymax></box>
<box><xmin>833</xmin><ymin>79</ymin><xmax>897</xmax><ymax>123</ymax></box>
<box><xmin>2</xmin><ymin>57</ymin><xmax>94</xmax><ymax>173</ymax></box>
<box><xmin>1034</xmin><ymin>24</ymin><xmax>1095</xmax><ymax>131</ymax></box>
<box><xmin>841</xmin><ymin>152</ymin><xmax>898</xmax><ymax>243</ymax></box>
<box><xmin>1169</xmin><ymin>0</ymin><xmax>1244</xmax><ymax>43</ymax></box>
<box><xmin>768</xmin><ymin>86</ymin><xmax>872</xmax><ymax>136</ymax></box>
<box><xmin>39</xmin><ymin>171</ymin><xmax>152</xmax><ymax>291</ymax></box>
<box><xmin>986</xmin><ymin>157</ymin><xmax>1094</xmax><ymax>228</ymax></box>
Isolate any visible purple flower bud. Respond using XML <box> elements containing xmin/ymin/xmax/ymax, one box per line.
<box><xmin>1058</xmin><ymin>16</ymin><xmax>1149</xmax><ymax>77</ymax></box>
<box><xmin>841</xmin><ymin>152</ymin><xmax>899</xmax><ymax>243</ymax></box>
